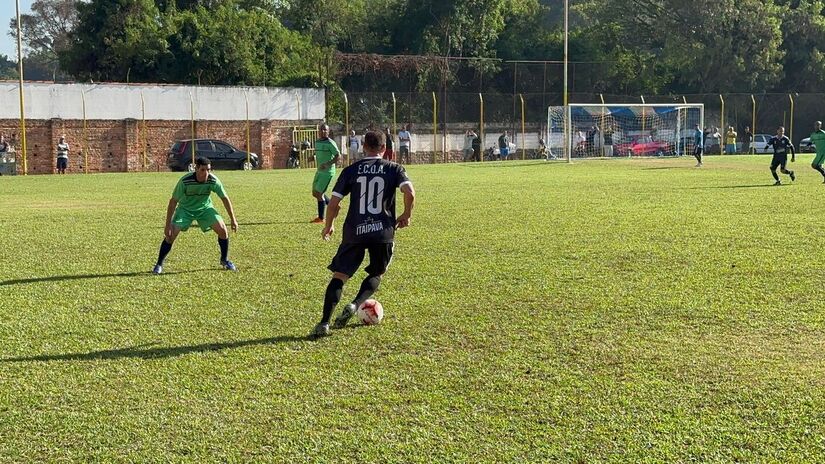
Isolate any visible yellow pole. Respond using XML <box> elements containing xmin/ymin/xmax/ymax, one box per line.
<box><xmin>189</xmin><ymin>91</ymin><xmax>195</xmax><ymax>168</ymax></box>
<box><xmin>751</xmin><ymin>95</ymin><xmax>757</xmax><ymax>154</ymax></box>
<box><xmin>141</xmin><ymin>91</ymin><xmax>147</xmax><ymax>171</ymax></box>
<box><xmin>519</xmin><ymin>94</ymin><xmax>525</xmax><ymax>160</ymax></box>
<box><xmin>719</xmin><ymin>94</ymin><xmax>725</xmax><ymax>155</ymax></box>
<box><xmin>344</xmin><ymin>92</ymin><xmax>350</xmax><ymax>166</ymax></box>
<box><xmin>392</xmin><ymin>92</ymin><xmax>397</xmax><ymax>156</ymax></box>
<box><xmin>641</xmin><ymin>95</ymin><xmax>646</xmax><ymax>134</ymax></box>
<box><xmin>479</xmin><ymin>93</ymin><xmax>484</xmax><ymax>163</ymax></box>
<box><xmin>15</xmin><ymin>0</ymin><xmax>27</xmax><ymax>175</ymax></box>
<box><xmin>789</xmin><ymin>94</ymin><xmax>794</xmax><ymax>150</ymax></box>
<box><xmin>432</xmin><ymin>91</ymin><xmax>437</xmax><ymax>163</ymax></box>
<box><xmin>82</xmin><ymin>90</ymin><xmax>88</xmax><ymax>174</ymax></box>
<box><xmin>600</xmin><ymin>94</ymin><xmax>606</xmax><ymax>157</ymax></box>
<box><xmin>244</xmin><ymin>91</ymin><xmax>250</xmax><ymax>169</ymax></box>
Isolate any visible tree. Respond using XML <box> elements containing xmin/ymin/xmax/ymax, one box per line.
<box><xmin>7</xmin><ymin>0</ymin><xmax>80</xmax><ymax>78</ymax></box>
<box><xmin>0</xmin><ymin>55</ymin><xmax>17</xmax><ymax>80</ymax></box>
<box><xmin>776</xmin><ymin>0</ymin><xmax>825</xmax><ymax>91</ymax></box>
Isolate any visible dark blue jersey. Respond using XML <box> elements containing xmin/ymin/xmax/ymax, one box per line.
<box><xmin>331</xmin><ymin>157</ymin><xmax>411</xmax><ymax>244</ymax></box>
<box><xmin>767</xmin><ymin>135</ymin><xmax>794</xmax><ymax>155</ymax></box>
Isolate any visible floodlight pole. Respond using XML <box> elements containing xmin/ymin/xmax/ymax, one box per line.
<box><xmin>16</xmin><ymin>0</ymin><xmax>27</xmax><ymax>175</ymax></box>
<box><xmin>563</xmin><ymin>0</ymin><xmax>570</xmax><ymax>163</ymax></box>
<box><xmin>189</xmin><ymin>91</ymin><xmax>195</xmax><ymax>167</ymax></box>
<box><xmin>140</xmin><ymin>91</ymin><xmax>147</xmax><ymax>171</ymax></box>
<box><xmin>751</xmin><ymin>95</ymin><xmax>756</xmax><ymax>151</ymax></box>
<box><xmin>519</xmin><ymin>94</ymin><xmax>525</xmax><ymax>160</ymax></box>
<box><xmin>719</xmin><ymin>95</ymin><xmax>725</xmax><ymax>155</ymax></box>
<box><xmin>81</xmin><ymin>90</ymin><xmax>88</xmax><ymax>174</ymax></box>
<box><xmin>344</xmin><ymin>92</ymin><xmax>350</xmax><ymax>165</ymax></box>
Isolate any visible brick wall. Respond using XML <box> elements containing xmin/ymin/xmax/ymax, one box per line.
<box><xmin>0</xmin><ymin>118</ymin><xmax>319</xmax><ymax>174</ymax></box>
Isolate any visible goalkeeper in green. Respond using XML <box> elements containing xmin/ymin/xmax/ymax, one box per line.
<box><xmin>807</xmin><ymin>120</ymin><xmax>825</xmax><ymax>182</ymax></box>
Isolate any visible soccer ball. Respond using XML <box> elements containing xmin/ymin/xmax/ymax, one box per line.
<box><xmin>356</xmin><ymin>299</ymin><xmax>384</xmax><ymax>325</ymax></box>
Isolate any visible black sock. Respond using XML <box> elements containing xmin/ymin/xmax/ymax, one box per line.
<box><xmin>218</xmin><ymin>238</ymin><xmax>229</xmax><ymax>262</ymax></box>
<box><xmin>815</xmin><ymin>164</ymin><xmax>825</xmax><ymax>178</ymax></box>
<box><xmin>156</xmin><ymin>240</ymin><xmax>173</xmax><ymax>266</ymax></box>
<box><xmin>317</xmin><ymin>200</ymin><xmax>325</xmax><ymax>219</ymax></box>
<box><xmin>771</xmin><ymin>169</ymin><xmax>779</xmax><ymax>181</ymax></box>
<box><xmin>322</xmin><ymin>278</ymin><xmax>344</xmax><ymax>324</ymax></box>
<box><xmin>694</xmin><ymin>153</ymin><xmax>702</xmax><ymax>163</ymax></box>
<box><xmin>352</xmin><ymin>275</ymin><xmax>382</xmax><ymax>308</ymax></box>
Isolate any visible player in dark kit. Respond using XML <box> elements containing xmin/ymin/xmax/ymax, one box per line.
<box><xmin>766</xmin><ymin>126</ymin><xmax>796</xmax><ymax>185</ymax></box>
<box><xmin>311</xmin><ymin>130</ymin><xmax>416</xmax><ymax>338</ymax></box>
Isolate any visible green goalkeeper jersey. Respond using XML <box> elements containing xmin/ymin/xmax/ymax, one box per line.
<box><xmin>315</xmin><ymin>138</ymin><xmax>340</xmax><ymax>174</ymax></box>
<box><xmin>172</xmin><ymin>172</ymin><xmax>227</xmax><ymax>212</ymax></box>
<box><xmin>810</xmin><ymin>130</ymin><xmax>825</xmax><ymax>157</ymax></box>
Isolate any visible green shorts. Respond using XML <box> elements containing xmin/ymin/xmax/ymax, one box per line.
<box><xmin>814</xmin><ymin>152</ymin><xmax>825</xmax><ymax>166</ymax></box>
<box><xmin>313</xmin><ymin>171</ymin><xmax>334</xmax><ymax>194</ymax></box>
<box><xmin>172</xmin><ymin>207</ymin><xmax>223</xmax><ymax>232</ymax></box>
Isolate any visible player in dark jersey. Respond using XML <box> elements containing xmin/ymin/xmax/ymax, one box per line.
<box><xmin>311</xmin><ymin>130</ymin><xmax>416</xmax><ymax>338</ymax></box>
<box><xmin>766</xmin><ymin>126</ymin><xmax>795</xmax><ymax>185</ymax></box>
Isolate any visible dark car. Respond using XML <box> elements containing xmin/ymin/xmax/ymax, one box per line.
<box><xmin>167</xmin><ymin>139</ymin><xmax>259</xmax><ymax>171</ymax></box>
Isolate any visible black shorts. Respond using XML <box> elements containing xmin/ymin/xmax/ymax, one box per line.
<box><xmin>56</xmin><ymin>158</ymin><xmax>68</xmax><ymax>170</ymax></box>
<box><xmin>328</xmin><ymin>242</ymin><xmax>394</xmax><ymax>277</ymax></box>
<box><xmin>771</xmin><ymin>153</ymin><xmax>788</xmax><ymax>169</ymax></box>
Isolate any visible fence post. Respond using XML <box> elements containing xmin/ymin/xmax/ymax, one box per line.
<box><xmin>189</xmin><ymin>91</ymin><xmax>195</xmax><ymax>168</ymax></box>
<box><xmin>432</xmin><ymin>91</ymin><xmax>437</xmax><ymax>164</ymax></box>
<box><xmin>392</xmin><ymin>92</ymin><xmax>397</xmax><ymax>158</ymax></box>
<box><xmin>519</xmin><ymin>93</ymin><xmax>525</xmax><ymax>160</ymax></box>
<box><xmin>599</xmin><ymin>94</ymin><xmax>606</xmax><ymax>157</ymax></box>
<box><xmin>719</xmin><ymin>95</ymin><xmax>725</xmax><ymax>155</ymax></box>
<box><xmin>82</xmin><ymin>90</ymin><xmax>88</xmax><ymax>174</ymax></box>
<box><xmin>343</xmin><ymin>92</ymin><xmax>349</xmax><ymax>166</ymax></box>
<box><xmin>789</xmin><ymin>93</ymin><xmax>794</xmax><ymax>148</ymax></box>
<box><xmin>751</xmin><ymin>95</ymin><xmax>756</xmax><ymax>153</ymax></box>
<box><xmin>479</xmin><ymin>93</ymin><xmax>484</xmax><ymax>163</ymax></box>
<box><xmin>244</xmin><ymin>91</ymin><xmax>250</xmax><ymax>170</ymax></box>
<box><xmin>140</xmin><ymin>91</ymin><xmax>147</xmax><ymax>171</ymax></box>
<box><xmin>640</xmin><ymin>95</ymin><xmax>646</xmax><ymax>135</ymax></box>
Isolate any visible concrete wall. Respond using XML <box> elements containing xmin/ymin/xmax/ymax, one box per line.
<box><xmin>0</xmin><ymin>83</ymin><xmax>324</xmax><ymax>121</ymax></box>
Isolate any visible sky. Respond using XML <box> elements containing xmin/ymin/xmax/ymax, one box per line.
<box><xmin>0</xmin><ymin>0</ymin><xmax>34</xmax><ymax>60</ymax></box>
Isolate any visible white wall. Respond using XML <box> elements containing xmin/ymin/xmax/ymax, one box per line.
<box><xmin>0</xmin><ymin>82</ymin><xmax>324</xmax><ymax>121</ymax></box>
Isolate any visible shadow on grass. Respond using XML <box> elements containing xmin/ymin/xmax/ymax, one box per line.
<box><xmin>686</xmin><ymin>184</ymin><xmax>782</xmax><ymax>190</ymax></box>
<box><xmin>1</xmin><ymin>335</ymin><xmax>309</xmax><ymax>362</ymax></box>
<box><xmin>641</xmin><ymin>166</ymin><xmax>693</xmax><ymax>170</ymax></box>
<box><xmin>0</xmin><ymin>269</ymin><xmax>219</xmax><ymax>286</ymax></box>
<box><xmin>465</xmin><ymin>160</ymin><xmax>564</xmax><ymax>169</ymax></box>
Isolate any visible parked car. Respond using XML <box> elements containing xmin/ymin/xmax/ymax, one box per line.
<box><xmin>750</xmin><ymin>134</ymin><xmax>774</xmax><ymax>154</ymax></box>
<box><xmin>614</xmin><ymin>135</ymin><xmax>673</xmax><ymax>156</ymax></box>
<box><xmin>800</xmin><ymin>137</ymin><xmax>816</xmax><ymax>153</ymax></box>
<box><xmin>167</xmin><ymin>139</ymin><xmax>259</xmax><ymax>171</ymax></box>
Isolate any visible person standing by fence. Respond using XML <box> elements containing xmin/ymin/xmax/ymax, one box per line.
<box><xmin>398</xmin><ymin>125</ymin><xmax>411</xmax><ymax>164</ymax></box>
<box><xmin>384</xmin><ymin>127</ymin><xmax>395</xmax><ymax>161</ymax></box>
<box><xmin>743</xmin><ymin>126</ymin><xmax>753</xmax><ymax>154</ymax></box>
<box><xmin>56</xmin><ymin>136</ymin><xmax>69</xmax><ymax>174</ymax></box>
<box><xmin>725</xmin><ymin>126</ymin><xmax>737</xmax><ymax>154</ymax></box>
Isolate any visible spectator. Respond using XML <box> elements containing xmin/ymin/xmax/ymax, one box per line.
<box><xmin>603</xmin><ymin>125</ymin><xmax>614</xmax><ymax>157</ymax></box>
<box><xmin>463</xmin><ymin>130</ymin><xmax>476</xmax><ymax>161</ymax></box>
<box><xmin>56</xmin><ymin>135</ymin><xmax>69</xmax><ymax>174</ymax></box>
<box><xmin>0</xmin><ymin>135</ymin><xmax>9</xmax><ymax>156</ymax></box>
<box><xmin>498</xmin><ymin>131</ymin><xmax>510</xmax><ymax>160</ymax></box>
<box><xmin>471</xmin><ymin>129</ymin><xmax>482</xmax><ymax>161</ymax></box>
<box><xmin>384</xmin><ymin>127</ymin><xmax>395</xmax><ymax>161</ymax></box>
<box><xmin>398</xmin><ymin>124</ymin><xmax>411</xmax><ymax>164</ymax></box>
<box><xmin>743</xmin><ymin>126</ymin><xmax>753</xmax><ymax>154</ymax></box>
<box><xmin>725</xmin><ymin>126</ymin><xmax>737</xmax><ymax>154</ymax></box>
<box><xmin>347</xmin><ymin>130</ymin><xmax>360</xmax><ymax>160</ymax></box>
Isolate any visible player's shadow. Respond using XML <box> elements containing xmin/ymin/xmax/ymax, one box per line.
<box><xmin>0</xmin><ymin>269</ymin><xmax>217</xmax><ymax>286</ymax></box>
<box><xmin>687</xmin><ymin>184</ymin><xmax>781</xmax><ymax>190</ymax></box>
<box><xmin>1</xmin><ymin>335</ymin><xmax>308</xmax><ymax>362</ymax></box>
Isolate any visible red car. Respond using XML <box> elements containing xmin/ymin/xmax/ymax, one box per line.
<box><xmin>614</xmin><ymin>136</ymin><xmax>673</xmax><ymax>157</ymax></box>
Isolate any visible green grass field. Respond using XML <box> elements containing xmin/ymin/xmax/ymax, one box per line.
<box><xmin>1</xmin><ymin>155</ymin><xmax>825</xmax><ymax>462</ymax></box>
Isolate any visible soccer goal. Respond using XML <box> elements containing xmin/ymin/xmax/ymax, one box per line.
<box><xmin>547</xmin><ymin>104</ymin><xmax>704</xmax><ymax>160</ymax></box>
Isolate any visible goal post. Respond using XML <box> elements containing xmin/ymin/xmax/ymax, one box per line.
<box><xmin>547</xmin><ymin>103</ymin><xmax>704</xmax><ymax>160</ymax></box>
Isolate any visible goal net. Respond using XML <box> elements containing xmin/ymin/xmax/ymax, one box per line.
<box><xmin>547</xmin><ymin>104</ymin><xmax>704</xmax><ymax>159</ymax></box>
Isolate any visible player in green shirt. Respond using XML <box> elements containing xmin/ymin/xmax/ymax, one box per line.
<box><xmin>807</xmin><ymin>121</ymin><xmax>825</xmax><ymax>182</ymax></box>
<box><xmin>152</xmin><ymin>157</ymin><xmax>239</xmax><ymax>274</ymax></box>
<box><xmin>311</xmin><ymin>124</ymin><xmax>341</xmax><ymax>223</ymax></box>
